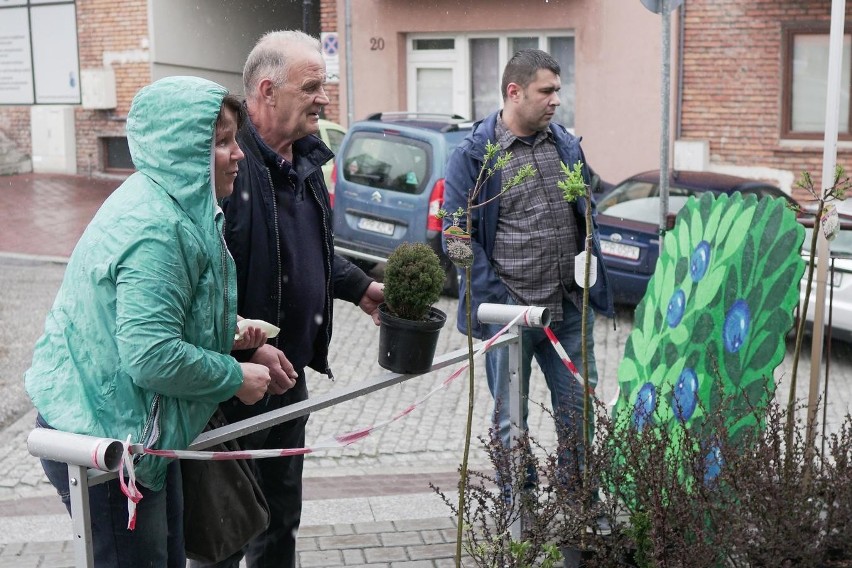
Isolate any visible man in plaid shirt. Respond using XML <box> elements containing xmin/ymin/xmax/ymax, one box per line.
<box><xmin>442</xmin><ymin>48</ymin><xmax>614</xmax><ymax>488</ymax></box>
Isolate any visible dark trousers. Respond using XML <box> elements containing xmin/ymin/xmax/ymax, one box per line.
<box><xmin>190</xmin><ymin>371</ymin><xmax>309</xmax><ymax>568</ymax></box>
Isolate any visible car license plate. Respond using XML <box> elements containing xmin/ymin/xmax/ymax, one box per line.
<box><xmin>601</xmin><ymin>240</ymin><xmax>640</xmax><ymax>260</ymax></box>
<box><xmin>358</xmin><ymin>217</ymin><xmax>395</xmax><ymax>236</ymax></box>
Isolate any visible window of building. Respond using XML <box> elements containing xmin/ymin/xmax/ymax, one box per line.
<box><xmin>782</xmin><ymin>26</ymin><xmax>852</xmax><ymax>140</ymax></box>
<box><xmin>408</xmin><ymin>32</ymin><xmax>575</xmax><ymax>129</ymax></box>
<box><xmin>101</xmin><ymin>137</ymin><xmax>133</xmax><ymax>172</ymax></box>
<box><xmin>413</xmin><ymin>38</ymin><xmax>455</xmax><ymax>50</ymax></box>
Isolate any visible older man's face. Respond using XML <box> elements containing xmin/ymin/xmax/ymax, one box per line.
<box><xmin>272</xmin><ymin>47</ymin><xmax>329</xmax><ymax>140</ymax></box>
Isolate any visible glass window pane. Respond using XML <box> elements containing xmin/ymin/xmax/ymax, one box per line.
<box><xmin>792</xmin><ymin>34</ymin><xmax>851</xmax><ymax>133</ymax></box>
<box><xmin>549</xmin><ymin>36</ymin><xmax>575</xmax><ymax>129</ymax></box>
<box><xmin>413</xmin><ymin>38</ymin><xmax>455</xmax><ymax>50</ymax></box>
<box><xmin>325</xmin><ymin>128</ymin><xmax>345</xmax><ymax>154</ymax></box>
<box><xmin>509</xmin><ymin>37</ymin><xmax>537</xmax><ymax>56</ymax></box>
<box><xmin>470</xmin><ymin>38</ymin><xmax>500</xmax><ymax>120</ymax></box>
<box><xmin>103</xmin><ymin>137</ymin><xmax>133</xmax><ymax>170</ymax></box>
<box><xmin>341</xmin><ymin>133</ymin><xmax>432</xmax><ymax>195</ymax></box>
<box><xmin>416</xmin><ymin>68</ymin><xmax>453</xmax><ymax>115</ymax></box>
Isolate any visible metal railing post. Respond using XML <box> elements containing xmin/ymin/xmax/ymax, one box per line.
<box><xmin>477</xmin><ymin>304</ymin><xmax>550</xmax><ymax>541</ymax></box>
<box><xmin>68</xmin><ymin>465</ymin><xmax>94</xmax><ymax>568</ymax></box>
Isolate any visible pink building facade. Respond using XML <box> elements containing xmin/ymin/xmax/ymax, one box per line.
<box><xmin>330</xmin><ymin>0</ymin><xmax>666</xmax><ymax>184</ymax></box>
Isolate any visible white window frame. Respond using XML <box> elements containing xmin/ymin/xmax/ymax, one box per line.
<box><xmin>406</xmin><ymin>31</ymin><xmax>575</xmax><ymax>124</ymax></box>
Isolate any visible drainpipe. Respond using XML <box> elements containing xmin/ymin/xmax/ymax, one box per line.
<box><xmin>675</xmin><ymin>3</ymin><xmax>685</xmax><ymax>139</ymax></box>
<box><xmin>302</xmin><ymin>0</ymin><xmax>314</xmax><ymax>35</ymax></box>
<box><xmin>345</xmin><ymin>0</ymin><xmax>354</xmax><ymax>126</ymax></box>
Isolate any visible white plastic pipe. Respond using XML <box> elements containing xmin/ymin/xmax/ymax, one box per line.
<box><xmin>27</xmin><ymin>429</ymin><xmax>125</xmax><ymax>472</ymax></box>
<box><xmin>477</xmin><ymin>303</ymin><xmax>550</xmax><ymax>328</ymax></box>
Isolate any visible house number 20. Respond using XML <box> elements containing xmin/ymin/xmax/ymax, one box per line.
<box><xmin>370</xmin><ymin>37</ymin><xmax>385</xmax><ymax>50</ymax></box>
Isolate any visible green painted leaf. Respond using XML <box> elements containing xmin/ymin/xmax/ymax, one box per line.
<box><xmin>694</xmin><ymin>266</ymin><xmax>725</xmax><ymax>311</ymax></box>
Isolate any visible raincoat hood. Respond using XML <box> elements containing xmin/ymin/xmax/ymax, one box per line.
<box><xmin>127</xmin><ymin>76</ymin><xmax>226</xmax><ymax>234</ymax></box>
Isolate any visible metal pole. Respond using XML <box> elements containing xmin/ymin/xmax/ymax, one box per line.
<box><xmin>477</xmin><ymin>305</ymin><xmax>550</xmax><ymax>328</ymax></box>
<box><xmin>658</xmin><ymin>0</ymin><xmax>672</xmax><ymax>253</ymax></box>
<box><xmin>302</xmin><ymin>0</ymin><xmax>313</xmax><ymax>35</ymax></box>
<box><xmin>477</xmin><ymin>304</ymin><xmax>551</xmax><ymax>541</ymax></box>
<box><xmin>508</xmin><ymin>327</ymin><xmax>524</xmax><ymax>542</ymax></box>
<box><xmin>68</xmin><ymin>465</ymin><xmax>94</xmax><ymax>568</ymax></box>
<box><xmin>27</xmin><ymin>429</ymin><xmax>124</xmax><ymax>472</ymax></box>
<box><xmin>806</xmin><ymin>0</ymin><xmax>845</xmax><ymax>445</ymax></box>
<box><xmin>344</xmin><ymin>0</ymin><xmax>354</xmax><ymax>127</ymax></box>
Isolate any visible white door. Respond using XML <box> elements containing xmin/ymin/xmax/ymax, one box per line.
<box><xmin>407</xmin><ymin>37</ymin><xmax>468</xmax><ymax>117</ymax></box>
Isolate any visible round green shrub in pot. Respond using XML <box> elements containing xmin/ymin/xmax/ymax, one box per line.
<box><xmin>379</xmin><ymin>242</ymin><xmax>447</xmax><ymax>374</ymax></box>
<box><xmin>383</xmin><ymin>242</ymin><xmax>445</xmax><ymax>321</ymax></box>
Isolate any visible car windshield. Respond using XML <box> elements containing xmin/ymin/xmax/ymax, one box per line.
<box><xmin>598</xmin><ymin>180</ymin><xmax>692</xmax><ymax>224</ymax></box>
<box><xmin>341</xmin><ymin>132</ymin><xmax>432</xmax><ymax>195</ymax></box>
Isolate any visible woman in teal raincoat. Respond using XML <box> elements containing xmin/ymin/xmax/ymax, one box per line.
<box><xmin>25</xmin><ymin>76</ymin><xmax>274</xmax><ymax>567</ymax></box>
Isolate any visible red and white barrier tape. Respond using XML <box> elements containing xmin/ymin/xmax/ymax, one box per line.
<box><xmin>123</xmin><ymin>307</ymin><xmax>593</xmax><ymax>527</ymax></box>
<box><xmin>542</xmin><ymin>327</ymin><xmax>593</xmax><ymax>394</ymax></box>
<box><xmin>143</xmin><ymin>309</ymin><xmax>529</xmax><ymax>461</ymax></box>
<box><xmin>118</xmin><ymin>435</ymin><xmax>142</xmax><ymax>530</ymax></box>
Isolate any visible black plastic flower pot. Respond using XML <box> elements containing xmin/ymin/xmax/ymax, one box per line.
<box><xmin>377</xmin><ymin>303</ymin><xmax>447</xmax><ymax>374</ymax></box>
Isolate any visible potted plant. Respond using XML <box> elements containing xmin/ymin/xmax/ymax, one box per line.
<box><xmin>378</xmin><ymin>242</ymin><xmax>447</xmax><ymax>374</ymax></box>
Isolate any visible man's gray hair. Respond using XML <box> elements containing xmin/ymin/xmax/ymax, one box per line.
<box><xmin>243</xmin><ymin>30</ymin><xmax>322</xmax><ymax>99</ymax></box>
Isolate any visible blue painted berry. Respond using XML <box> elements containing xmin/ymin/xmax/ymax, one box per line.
<box><xmin>666</xmin><ymin>289</ymin><xmax>686</xmax><ymax>328</ymax></box>
<box><xmin>723</xmin><ymin>299</ymin><xmax>751</xmax><ymax>353</ymax></box>
<box><xmin>690</xmin><ymin>241</ymin><xmax>711</xmax><ymax>282</ymax></box>
<box><xmin>633</xmin><ymin>382</ymin><xmax>656</xmax><ymax>429</ymax></box>
<box><xmin>672</xmin><ymin>368</ymin><xmax>698</xmax><ymax>421</ymax></box>
<box><xmin>704</xmin><ymin>445</ymin><xmax>723</xmax><ymax>484</ymax></box>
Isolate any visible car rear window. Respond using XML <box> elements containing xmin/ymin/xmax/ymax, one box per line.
<box><xmin>598</xmin><ymin>180</ymin><xmax>694</xmax><ymax>224</ymax></box>
<box><xmin>341</xmin><ymin>132</ymin><xmax>432</xmax><ymax>195</ymax></box>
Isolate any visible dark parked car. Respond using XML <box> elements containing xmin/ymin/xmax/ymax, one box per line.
<box><xmin>595</xmin><ymin>170</ymin><xmax>798</xmax><ymax>306</ymax></box>
<box><xmin>331</xmin><ymin>112</ymin><xmax>472</xmax><ymax>296</ymax></box>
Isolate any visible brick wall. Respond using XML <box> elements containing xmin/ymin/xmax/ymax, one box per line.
<box><xmin>0</xmin><ymin>0</ymin><xmax>150</xmax><ymax>175</ymax></box>
<box><xmin>75</xmin><ymin>0</ymin><xmax>150</xmax><ymax>173</ymax></box>
<box><xmin>0</xmin><ymin>109</ymin><xmax>32</xmax><ymax>163</ymax></box>
<box><xmin>680</xmin><ymin>0</ymin><xmax>852</xmax><ymax>201</ymax></box>
<box><xmin>320</xmin><ymin>0</ymin><xmax>341</xmax><ymax>124</ymax></box>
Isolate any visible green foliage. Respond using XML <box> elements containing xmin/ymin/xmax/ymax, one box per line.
<box><xmin>383</xmin><ymin>242</ymin><xmax>445</xmax><ymax>321</ymax></box>
<box><xmin>436</xmin><ymin>141</ymin><xmax>537</xmax><ymax>224</ymax></box>
<box><xmin>557</xmin><ymin>160</ymin><xmax>587</xmax><ymax>202</ymax></box>
<box><xmin>626</xmin><ymin>511</ymin><xmax>652</xmax><ymax>568</ymax></box>
<box><xmin>796</xmin><ymin>164</ymin><xmax>851</xmax><ymax>203</ymax></box>
<box><xmin>471</xmin><ymin>539</ymin><xmax>562</xmax><ymax>568</ymax></box>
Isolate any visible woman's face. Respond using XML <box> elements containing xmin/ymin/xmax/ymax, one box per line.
<box><xmin>214</xmin><ymin>106</ymin><xmax>244</xmax><ymax>200</ymax></box>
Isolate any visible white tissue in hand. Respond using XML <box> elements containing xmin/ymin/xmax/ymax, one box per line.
<box><xmin>235</xmin><ymin>318</ymin><xmax>280</xmax><ymax>340</ymax></box>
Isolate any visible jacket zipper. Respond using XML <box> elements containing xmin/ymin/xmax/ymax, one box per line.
<box><xmin>306</xmin><ymin>176</ymin><xmax>335</xmax><ymax>381</ymax></box>
<box><xmin>136</xmin><ymin>394</ymin><xmax>161</xmax><ymax>464</ymax></box>
<box><xmin>265</xmin><ymin>167</ymin><xmax>283</xmax><ymax>350</ymax></box>
<box><xmin>219</xmin><ymin>224</ymin><xmax>233</xmax><ymax>349</ymax></box>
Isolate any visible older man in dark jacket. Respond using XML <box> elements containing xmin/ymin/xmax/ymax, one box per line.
<box><xmin>198</xmin><ymin>30</ymin><xmax>384</xmax><ymax>568</ymax></box>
